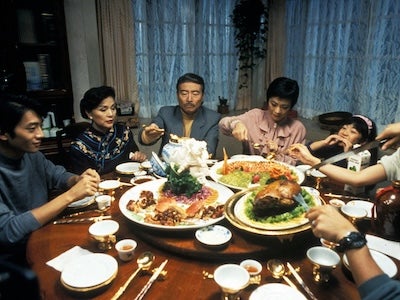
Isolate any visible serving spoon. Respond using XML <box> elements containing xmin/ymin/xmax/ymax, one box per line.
<box><xmin>267</xmin><ymin>259</ymin><xmax>298</xmax><ymax>289</ymax></box>
<box><xmin>111</xmin><ymin>251</ymin><xmax>155</xmax><ymax>300</ymax></box>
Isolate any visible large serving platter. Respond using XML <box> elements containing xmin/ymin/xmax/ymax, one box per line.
<box><xmin>224</xmin><ymin>186</ymin><xmax>324</xmax><ymax>236</ymax></box>
<box><xmin>234</xmin><ymin>186</ymin><xmax>322</xmax><ymax>230</ymax></box>
<box><xmin>119</xmin><ymin>178</ymin><xmax>234</xmax><ymax>230</ymax></box>
<box><xmin>209</xmin><ymin>155</ymin><xmax>304</xmax><ymax>191</ymax></box>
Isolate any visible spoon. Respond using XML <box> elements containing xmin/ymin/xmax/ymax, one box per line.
<box><xmin>267</xmin><ymin>259</ymin><xmax>298</xmax><ymax>289</ymax></box>
<box><xmin>111</xmin><ymin>251</ymin><xmax>155</xmax><ymax>300</ymax></box>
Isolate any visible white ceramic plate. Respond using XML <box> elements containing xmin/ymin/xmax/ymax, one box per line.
<box><xmin>343</xmin><ymin>249</ymin><xmax>397</xmax><ymax>278</ymax></box>
<box><xmin>61</xmin><ymin>253</ymin><xmax>118</xmax><ymax>289</ymax></box>
<box><xmin>209</xmin><ymin>159</ymin><xmax>304</xmax><ymax>190</ymax></box>
<box><xmin>234</xmin><ymin>186</ymin><xmax>322</xmax><ymax>230</ymax></box>
<box><xmin>68</xmin><ymin>194</ymin><xmax>96</xmax><ymax>209</ymax></box>
<box><xmin>119</xmin><ymin>178</ymin><xmax>234</xmax><ymax>230</ymax></box>
<box><xmin>250</xmin><ymin>283</ymin><xmax>307</xmax><ymax>300</ymax></box>
<box><xmin>195</xmin><ymin>225</ymin><xmax>232</xmax><ymax>247</ymax></box>
<box><xmin>115</xmin><ymin>162</ymin><xmax>140</xmax><ymax>175</ymax></box>
<box><xmin>346</xmin><ymin>200</ymin><xmax>375</xmax><ymax>218</ymax></box>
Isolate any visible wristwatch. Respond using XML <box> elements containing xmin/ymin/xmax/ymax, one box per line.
<box><xmin>336</xmin><ymin>231</ymin><xmax>367</xmax><ymax>252</ymax></box>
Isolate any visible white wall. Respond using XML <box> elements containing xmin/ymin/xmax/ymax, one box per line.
<box><xmin>64</xmin><ymin>0</ymin><xmax>101</xmax><ymax>122</ymax></box>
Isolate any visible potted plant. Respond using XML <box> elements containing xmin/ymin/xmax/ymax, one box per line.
<box><xmin>231</xmin><ymin>0</ymin><xmax>268</xmax><ymax>88</ymax></box>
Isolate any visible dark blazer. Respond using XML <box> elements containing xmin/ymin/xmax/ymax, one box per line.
<box><xmin>139</xmin><ymin>105</ymin><xmax>221</xmax><ymax>157</ymax></box>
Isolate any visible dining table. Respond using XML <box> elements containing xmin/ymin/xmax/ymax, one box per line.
<box><xmin>26</xmin><ymin>167</ymin><xmax>400</xmax><ymax>300</ymax></box>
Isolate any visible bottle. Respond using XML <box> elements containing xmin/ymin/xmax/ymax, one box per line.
<box><xmin>374</xmin><ymin>180</ymin><xmax>400</xmax><ymax>241</ymax></box>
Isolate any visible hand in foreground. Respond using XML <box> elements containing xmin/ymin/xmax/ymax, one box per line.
<box><xmin>287</xmin><ymin>143</ymin><xmax>321</xmax><ymax>166</ymax></box>
<box><xmin>324</xmin><ymin>134</ymin><xmax>353</xmax><ymax>151</ymax></box>
<box><xmin>376</xmin><ymin>122</ymin><xmax>400</xmax><ymax>150</ymax></box>
<box><xmin>231</xmin><ymin>121</ymin><xmax>248</xmax><ymax>141</ymax></box>
<box><xmin>68</xmin><ymin>169</ymin><xmax>100</xmax><ymax>202</ymax></box>
<box><xmin>266</xmin><ymin>140</ymin><xmax>278</xmax><ymax>152</ymax></box>
<box><xmin>306</xmin><ymin>205</ymin><xmax>357</xmax><ymax>242</ymax></box>
<box><xmin>130</xmin><ymin>151</ymin><xmax>147</xmax><ymax>162</ymax></box>
<box><xmin>143</xmin><ymin>123</ymin><xmax>165</xmax><ymax>140</ymax></box>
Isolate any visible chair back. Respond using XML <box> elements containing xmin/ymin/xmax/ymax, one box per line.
<box><xmin>56</xmin><ymin>121</ymin><xmax>91</xmax><ymax>170</ymax></box>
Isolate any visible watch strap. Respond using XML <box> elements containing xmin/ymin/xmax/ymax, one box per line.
<box><xmin>336</xmin><ymin>231</ymin><xmax>367</xmax><ymax>252</ymax></box>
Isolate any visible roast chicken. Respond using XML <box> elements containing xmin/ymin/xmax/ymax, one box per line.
<box><xmin>252</xmin><ymin>179</ymin><xmax>301</xmax><ymax>217</ymax></box>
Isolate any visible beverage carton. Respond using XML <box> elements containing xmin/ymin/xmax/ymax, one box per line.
<box><xmin>344</xmin><ymin>148</ymin><xmax>371</xmax><ymax>194</ymax></box>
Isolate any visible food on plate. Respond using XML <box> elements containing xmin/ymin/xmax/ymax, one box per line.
<box><xmin>253</xmin><ymin>180</ymin><xmax>301</xmax><ymax>217</ymax></box>
<box><xmin>126</xmin><ymin>164</ymin><xmax>223</xmax><ymax>226</ymax></box>
<box><xmin>244</xmin><ymin>181</ymin><xmax>316</xmax><ymax>224</ymax></box>
<box><xmin>217</xmin><ymin>160</ymin><xmax>298</xmax><ymax>188</ymax></box>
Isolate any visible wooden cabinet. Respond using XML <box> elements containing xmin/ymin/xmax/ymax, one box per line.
<box><xmin>0</xmin><ymin>0</ymin><xmax>73</xmax><ymax>128</ymax></box>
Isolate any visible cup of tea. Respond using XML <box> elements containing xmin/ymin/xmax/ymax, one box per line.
<box><xmin>307</xmin><ymin>246</ymin><xmax>340</xmax><ymax>283</ymax></box>
<box><xmin>115</xmin><ymin>239</ymin><xmax>137</xmax><ymax>261</ymax></box>
<box><xmin>95</xmin><ymin>195</ymin><xmax>112</xmax><ymax>211</ymax></box>
<box><xmin>214</xmin><ymin>264</ymin><xmax>249</xmax><ymax>300</ymax></box>
<box><xmin>89</xmin><ymin>220</ymin><xmax>119</xmax><ymax>250</ymax></box>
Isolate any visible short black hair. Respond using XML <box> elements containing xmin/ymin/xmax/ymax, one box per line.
<box><xmin>0</xmin><ymin>93</ymin><xmax>45</xmax><ymax>137</ymax></box>
<box><xmin>266</xmin><ymin>77</ymin><xmax>299</xmax><ymax>108</ymax></box>
<box><xmin>176</xmin><ymin>73</ymin><xmax>205</xmax><ymax>93</ymax></box>
<box><xmin>80</xmin><ymin>86</ymin><xmax>116</xmax><ymax>119</ymax></box>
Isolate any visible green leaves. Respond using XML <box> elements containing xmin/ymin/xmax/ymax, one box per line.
<box><xmin>163</xmin><ymin>164</ymin><xmax>202</xmax><ymax>197</ymax></box>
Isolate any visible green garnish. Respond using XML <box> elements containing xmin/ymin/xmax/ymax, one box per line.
<box><xmin>163</xmin><ymin>163</ymin><xmax>202</xmax><ymax>197</ymax></box>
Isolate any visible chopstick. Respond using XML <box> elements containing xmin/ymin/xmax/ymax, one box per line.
<box><xmin>134</xmin><ymin>260</ymin><xmax>168</xmax><ymax>300</ymax></box>
<box><xmin>287</xmin><ymin>262</ymin><xmax>317</xmax><ymax>300</ymax></box>
<box><xmin>282</xmin><ymin>275</ymin><xmax>298</xmax><ymax>289</ymax></box>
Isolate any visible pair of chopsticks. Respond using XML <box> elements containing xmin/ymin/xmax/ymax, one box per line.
<box><xmin>287</xmin><ymin>262</ymin><xmax>318</xmax><ymax>300</ymax></box>
<box><xmin>134</xmin><ymin>260</ymin><xmax>168</xmax><ymax>300</ymax></box>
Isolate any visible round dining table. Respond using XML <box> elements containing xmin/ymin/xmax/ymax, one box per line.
<box><xmin>26</xmin><ymin>171</ymin><xmax>399</xmax><ymax>300</ymax></box>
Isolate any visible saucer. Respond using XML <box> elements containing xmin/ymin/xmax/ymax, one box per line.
<box><xmin>195</xmin><ymin>225</ymin><xmax>232</xmax><ymax>248</ymax></box>
<box><xmin>130</xmin><ymin>175</ymin><xmax>155</xmax><ymax>186</ymax></box>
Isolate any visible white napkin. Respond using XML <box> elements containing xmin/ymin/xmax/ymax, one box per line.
<box><xmin>366</xmin><ymin>234</ymin><xmax>400</xmax><ymax>260</ymax></box>
<box><xmin>46</xmin><ymin>246</ymin><xmax>92</xmax><ymax>272</ymax></box>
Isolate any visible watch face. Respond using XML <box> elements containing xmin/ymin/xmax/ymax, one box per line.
<box><xmin>338</xmin><ymin>232</ymin><xmax>367</xmax><ymax>252</ymax></box>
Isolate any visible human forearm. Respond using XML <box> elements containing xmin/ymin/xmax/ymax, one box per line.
<box><xmin>346</xmin><ymin>246</ymin><xmax>384</xmax><ymax>286</ymax></box>
<box><xmin>318</xmin><ymin>163</ymin><xmax>386</xmax><ymax>186</ymax></box>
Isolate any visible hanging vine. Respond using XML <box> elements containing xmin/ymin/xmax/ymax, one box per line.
<box><xmin>231</xmin><ymin>0</ymin><xmax>268</xmax><ymax>88</ymax></box>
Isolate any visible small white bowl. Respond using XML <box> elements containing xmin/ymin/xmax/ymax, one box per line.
<box><xmin>214</xmin><ymin>264</ymin><xmax>250</xmax><ymax>294</ymax></box>
<box><xmin>329</xmin><ymin>198</ymin><xmax>345</xmax><ymax>210</ymax></box>
<box><xmin>195</xmin><ymin>225</ymin><xmax>232</xmax><ymax>248</ymax></box>
<box><xmin>307</xmin><ymin>246</ymin><xmax>340</xmax><ymax>267</ymax></box>
<box><xmin>130</xmin><ymin>175</ymin><xmax>155</xmax><ymax>186</ymax></box>
<box><xmin>99</xmin><ymin>180</ymin><xmax>120</xmax><ymax>190</ymax></box>
<box><xmin>240</xmin><ymin>259</ymin><xmax>262</xmax><ymax>276</ymax></box>
<box><xmin>89</xmin><ymin>220</ymin><xmax>119</xmax><ymax>237</ymax></box>
<box><xmin>140</xmin><ymin>161</ymin><xmax>152</xmax><ymax>170</ymax></box>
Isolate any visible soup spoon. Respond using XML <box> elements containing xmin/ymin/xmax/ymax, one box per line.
<box><xmin>111</xmin><ymin>251</ymin><xmax>155</xmax><ymax>300</ymax></box>
<box><xmin>267</xmin><ymin>259</ymin><xmax>298</xmax><ymax>289</ymax></box>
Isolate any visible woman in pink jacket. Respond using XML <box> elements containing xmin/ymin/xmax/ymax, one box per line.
<box><xmin>219</xmin><ymin>77</ymin><xmax>306</xmax><ymax>165</ymax></box>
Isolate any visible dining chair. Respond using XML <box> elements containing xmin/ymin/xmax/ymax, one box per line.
<box><xmin>56</xmin><ymin>121</ymin><xmax>91</xmax><ymax>170</ymax></box>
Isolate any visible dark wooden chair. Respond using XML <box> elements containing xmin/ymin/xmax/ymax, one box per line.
<box><xmin>56</xmin><ymin>122</ymin><xmax>91</xmax><ymax>170</ymax></box>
